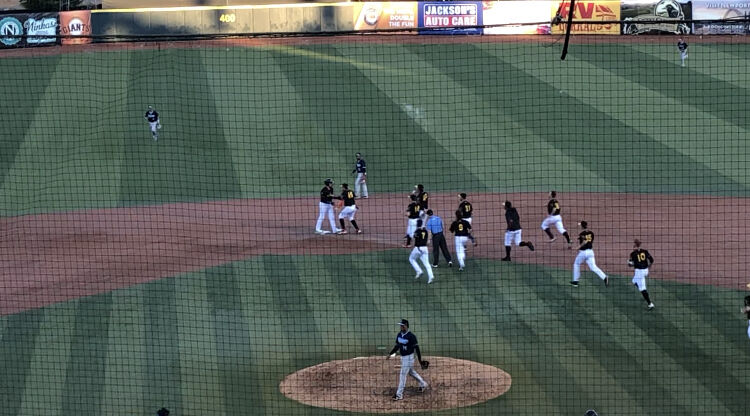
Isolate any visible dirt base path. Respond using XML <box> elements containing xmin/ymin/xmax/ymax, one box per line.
<box><xmin>0</xmin><ymin>192</ymin><xmax>746</xmax><ymax>315</ymax></box>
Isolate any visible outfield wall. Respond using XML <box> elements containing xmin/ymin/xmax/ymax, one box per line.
<box><xmin>0</xmin><ymin>0</ymin><xmax>746</xmax><ymax>48</ymax></box>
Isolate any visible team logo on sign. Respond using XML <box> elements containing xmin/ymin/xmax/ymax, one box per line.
<box><xmin>68</xmin><ymin>17</ymin><xmax>85</xmax><ymax>35</ymax></box>
<box><xmin>0</xmin><ymin>17</ymin><xmax>23</xmax><ymax>46</ymax></box>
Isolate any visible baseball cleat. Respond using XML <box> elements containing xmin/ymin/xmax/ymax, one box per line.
<box><xmin>427</xmin><ymin>279</ymin><xmax>434</xmax><ymax>284</ymax></box>
<box><xmin>448</xmin><ymin>262</ymin><xmax>453</xmax><ymax>267</ymax></box>
<box><xmin>401</xmin><ymin>244</ymin><xmax>410</xmax><ymax>248</ymax></box>
<box><xmin>415</xmin><ymin>272</ymin><xmax>423</xmax><ymax>280</ymax></box>
<box><xmin>604</xmin><ymin>276</ymin><xmax>609</xmax><ymax>287</ymax></box>
<box><xmin>392</xmin><ymin>394</ymin><xmax>402</xmax><ymax>401</ymax></box>
<box><xmin>315</xmin><ymin>230</ymin><xmax>325</xmax><ymax>235</ymax></box>
<box><xmin>570</xmin><ymin>281</ymin><xmax>579</xmax><ymax>287</ymax></box>
<box><xmin>528</xmin><ymin>242</ymin><xmax>535</xmax><ymax>251</ymax></box>
<box><xmin>501</xmin><ymin>257</ymin><xmax>511</xmax><ymax>262</ymax></box>
<box><xmin>548</xmin><ymin>237</ymin><xmax>556</xmax><ymax>243</ymax></box>
<box><xmin>647</xmin><ymin>303</ymin><xmax>655</xmax><ymax>311</ymax></box>
<box><xmin>338</xmin><ymin>230</ymin><xmax>348</xmax><ymax>234</ymax></box>
<box><xmin>356</xmin><ymin>229</ymin><xmax>362</xmax><ymax>234</ymax></box>
<box><xmin>431</xmin><ymin>264</ymin><xmax>438</xmax><ymax>268</ymax></box>
<box><xmin>418</xmin><ymin>384</ymin><xmax>429</xmax><ymax>392</ymax></box>
<box><xmin>458</xmin><ymin>267</ymin><xmax>464</xmax><ymax>271</ymax></box>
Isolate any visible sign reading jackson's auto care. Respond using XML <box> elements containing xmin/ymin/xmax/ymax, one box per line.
<box><xmin>419</xmin><ymin>2</ymin><xmax>483</xmax><ymax>34</ymax></box>
<box><xmin>551</xmin><ymin>1</ymin><xmax>621</xmax><ymax>34</ymax></box>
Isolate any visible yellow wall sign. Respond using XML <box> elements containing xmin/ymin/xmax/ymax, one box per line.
<box><xmin>551</xmin><ymin>1</ymin><xmax>621</xmax><ymax>34</ymax></box>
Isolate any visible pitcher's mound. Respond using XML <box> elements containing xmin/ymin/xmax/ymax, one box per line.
<box><xmin>279</xmin><ymin>356</ymin><xmax>511</xmax><ymax>413</ymax></box>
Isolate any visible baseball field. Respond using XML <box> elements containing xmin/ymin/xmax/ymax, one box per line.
<box><xmin>1</xmin><ymin>35</ymin><xmax>749</xmax><ymax>415</ymax></box>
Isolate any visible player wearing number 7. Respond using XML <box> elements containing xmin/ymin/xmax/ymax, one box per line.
<box><xmin>628</xmin><ymin>239</ymin><xmax>655</xmax><ymax>310</ymax></box>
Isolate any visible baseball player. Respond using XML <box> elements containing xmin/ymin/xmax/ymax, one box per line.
<box><xmin>414</xmin><ymin>184</ymin><xmax>429</xmax><ymax>221</ymax></box>
<box><xmin>403</xmin><ymin>194</ymin><xmax>421</xmax><ymax>247</ymax></box>
<box><xmin>352</xmin><ymin>153</ymin><xmax>369</xmax><ymax>198</ymax></box>
<box><xmin>387</xmin><ymin>319</ymin><xmax>428</xmax><ymax>401</ymax></box>
<box><xmin>501</xmin><ymin>201</ymin><xmax>534</xmax><ymax>261</ymax></box>
<box><xmin>337</xmin><ymin>183</ymin><xmax>361</xmax><ymax>234</ymax></box>
<box><xmin>425</xmin><ymin>210</ymin><xmax>452</xmax><ymax>268</ymax></box>
<box><xmin>449</xmin><ymin>210</ymin><xmax>472</xmax><ymax>271</ymax></box>
<box><xmin>144</xmin><ymin>105</ymin><xmax>161</xmax><ymax>141</ymax></box>
<box><xmin>315</xmin><ymin>178</ymin><xmax>342</xmax><ymax>235</ymax></box>
<box><xmin>458</xmin><ymin>193</ymin><xmax>477</xmax><ymax>245</ymax></box>
<box><xmin>628</xmin><ymin>239</ymin><xmax>655</xmax><ymax>310</ymax></box>
<box><xmin>571</xmin><ymin>221</ymin><xmax>608</xmax><ymax>287</ymax></box>
<box><xmin>541</xmin><ymin>190</ymin><xmax>572</xmax><ymax>247</ymax></box>
<box><xmin>410</xmin><ymin>220</ymin><xmax>435</xmax><ymax>284</ymax></box>
<box><xmin>677</xmin><ymin>37</ymin><xmax>688</xmax><ymax>67</ymax></box>
<box><xmin>742</xmin><ymin>295</ymin><xmax>750</xmax><ymax>340</ymax></box>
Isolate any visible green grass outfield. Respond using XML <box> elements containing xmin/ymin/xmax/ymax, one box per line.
<box><xmin>1</xmin><ymin>39</ymin><xmax>750</xmax><ymax>415</ymax></box>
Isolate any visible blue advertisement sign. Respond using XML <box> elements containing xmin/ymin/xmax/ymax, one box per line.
<box><xmin>418</xmin><ymin>1</ymin><xmax>483</xmax><ymax>34</ymax></box>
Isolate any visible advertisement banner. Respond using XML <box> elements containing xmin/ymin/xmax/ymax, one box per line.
<box><xmin>551</xmin><ymin>0</ymin><xmax>621</xmax><ymax>34</ymax></box>
<box><xmin>418</xmin><ymin>1</ymin><xmax>483</xmax><ymax>34</ymax></box>
<box><xmin>693</xmin><ymin>0</ymin><xmax>750</xmax><ymax>34</ymax></box>
<box><xmin>0</xmin><ymin>13</ymin><xmax>58</xmax><ymax>49</ymax></box>
<box><xmin>60</xmin><ymin>10</ymin><xmax>92</xmax><ymax>45</ymax></box>
<box><xmin>354</xmin><ymin>2</ymin><xmax>418</xmax><ymax>30</ymax></box>
<box><xmin>483</xmin><ymin>1</ymin><xmax>551</xmax><ymax>34</ymax></box>
<box><xmin>622</xmin><ymin>0</ymin><xmax>691</xmax><ymax>35</ymax></box>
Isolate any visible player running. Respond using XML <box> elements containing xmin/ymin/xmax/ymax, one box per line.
<box><xmin>409</xmin><ymin>220</ymin><xmax>434</xmax><ymax>284</ymax></box>
<box><xmin>541</xmin><ymin>190</ymin><xmax>572</xmax><ymax>247</ymax></box>
<box><xmin>501</xmin><ymin>201</ymin><xmax>534</xmax><ymax>261</ymax></box>
<box><xmin>144</xmin><ymin>105</ymin><xmax>161</xmax><ymax>141</ymax></box>
<box><xmin>628</xmin><ymin>239</ymin><xmax>655</xmax><ymax>310</ymax></box>
<box><xmin>337</xmin><ymin>183</ymin><xmax>361</xmax><ymax>234</ymax></box>
<box><xmin>449</xmin><ymin>210</ymin><xmax>472</xmax><ymax>271</ymax></box>
<box><xmin>571</xmin><ymin>221</ymin><xmax>608</xmax><ymax>287</ymax></box>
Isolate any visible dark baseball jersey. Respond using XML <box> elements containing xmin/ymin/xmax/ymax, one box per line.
<box><xmin>505</xmin><ymin>207</ymin><xmax>522</xmax><ymax>231</ymax></box>
<box><xmin>578</xmin><ymin>230</ymin><xmax>594</xmax><ymax>250</ymax></box>
<box><xmin>629</xmin><ymin>249</ymin><xmax>654</xmax><ymax>269</ymax></box>
<box><xmin>414</xmin><ymin>228</ymin><xmax>429</xmax><ymax>247</ymax></box>
<box><xmin>449</xmin><ymin>219</ymin><xmax>472</xmax><ymax>236</ymax></box>
<box><xmin>395</xmin><ymin>331</ymin><xmax>418</xmax><ymax>356</ymax></box>
<box><xmin>746</xmin><ymin>309</ymin><xmax>750</xmax><ymax>320</ymax></box>
<box><xmin>145</xmin><ymin>110</ymin><xmax>159</xmax><ymax>122</ymax></box>
<box><xmin>547</xmin><ymin>199</ymin><xmax>561</xmax><ymax>215</ymax></box>
<box><xmin>341</xmin><ymin>189</ymin><xmax>356</xmax><ymax>206</ymax></box>
<box><xmin>353</xmin><ymin>159</ymin><xmax>366</xmax><ymax>174</ymax></box>
<box><xmin>407</xmin><ymin>202</ymin><xmax>421</xmax><ymax>219</ymax></box>
<box><xmin>417</xmin><ymin>191</ymin><xmax>429</xmax><ymax>210</ymax></box>
<box><xmin>320</xmin><ymin>186</ymin><xmax>335</xmax><ymax>204</ymax></box>
<box><xmin>459</xmin><ymin>200</ymin><xmax>473</xmax><ymax>219</ymax></box>
<box><xmin>677</xmin><ymin>40</ymin><xmax>688</xmax><ymax>52</ymax></box>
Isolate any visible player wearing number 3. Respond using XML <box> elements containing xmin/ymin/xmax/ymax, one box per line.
<box><xmin>571</xmin><ymin>221</ymin><xmax>608</xmax><ymax>287</ymax></box>
<box><xmin>628</xmin><ymin>239</ymin><xmax>655</xmax><ymax>310</ymax></box>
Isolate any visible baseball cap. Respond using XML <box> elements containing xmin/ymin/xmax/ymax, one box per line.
<box><xmin>397</xmin><ymin>319</ymin><xmax>409</xmax><ymax>327</ymax></box>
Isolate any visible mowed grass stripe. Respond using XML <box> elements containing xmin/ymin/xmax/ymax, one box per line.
<box><xmin>0</xmin><ymin>310</ymin><xmax>43</xmax><ymax>415</ymax></box>
<box><xmin>338</xmin><ymin>43</ymin><xmax>607</xmax><ymax>193</ymax></box>
<box><xmin>204</xmin><ymin>263</ymin><xmax>263</xmax><ymax>414</ymax></box>
<box><xmin>575</xmin><ymin>44</ymin><xmax>750</xmax><ymax>133</ymax></box>
<box><xmin>522</xmin><ymin>269</ymin><xmax>700</xmax><ymax>415</ymax></box>
<box><xmin>142</xmin><ymin>279</ymin><xmax>183</xmax><ymax>414</ymax></box>
<box><xmin>0</xmin><ymin>55</ymin><xmax>59</xmax><ymax>203</ymax></box>
<box><xmin>688</xmin><ymin>284</ymin><xmax>750</xmax><ymax>352</ymax></box>
<box><xmin>479</xmin><ymin>44</ymin><xmax>750</xmax><ymax>191</ymax></box>
<box><xmin>120</xmin><ymin>49</ymin><xmax>241</xmax><ymax>206</ymax></box>
<box><xmin>442</xmin><ymin>43</ymin><xmax>744</xmax><ymax>195</ymax></box>
<box><xmin>61</xmin><ymin>295</ymin><xmax>112</xmax><ymax>415</ymax></box>
<box><xmin>268</xmin><ymin>44</ymin><xmax>480</xmax><ymax>193</ymax></box>
<box><xmin>101</xmin><ymin>287</ymin><xmax>148</xmax><ymax>414</ymax></box>
<box><xmin>176</xmin><ymin>271</ymin><xmax>226</xmax><ymax>415</ymax></box>
<box><xmin>18</xmin><ymin>306</ymin><xmax>74</xmax><ymax>416</ymax></box>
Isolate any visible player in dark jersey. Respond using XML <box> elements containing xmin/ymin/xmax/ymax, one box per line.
<box><xmin>541</xmin><ymin>191</ymin><xmax>572</xmax><ymax>246</ymax></box>
<box><xmin>414</xmin><ymin>184</ymin><xmax>429</xmax><ymax>220</ymax></box>
<box><xmin>315</xmin><ymin>178</ymin><xmax>342</xmax><ymax>235</ymax></box>
<box><xmin>409</xmin><ymin>220</ymin><xmax>434</xmax><ymax>284</ymax></box>
<box><xmin>571</xmin><ymin>221</ymin><xmax>608</xmax><ymax>287</ymax></box>
<box><xmin>387</xmin><ymin>319</ymin><xmax>428</xmax><ymax>400</ymax></box>
<box><xmin>352</xmin><ymin>153</ymin><xmax>369</xmax><ymax>198</ymax></box>
<box><xmin>403</xmin><ymin>195</ymin><xmax>421</xmax><ymax>247</ymax></box>
<box><xmin>458</xmin><ymin>193</ymin><xmax>477</xmax><ymax>245</ymax></box>
<box><xmin>337</xmin><ymin>183</ymin><xmax>361</xmax><ymax>234</ymax></box>
<box><xmin>144</xmin><ymin>105</ymin><xmax>161</xmax><ymax>141</ymax></box>
<box><xmin>501</xmin><ymin>201</ymin><xmax>534</xmax><ymax>261</ymax></box>
<box><xmin>677</xmin><ymin>37</ymin><xmax>688</xmax><ymax>67</ymax></box>
<box><xmin>742</xmin><ymin>295</ymin><xmax>750</xmax><ymax>340</ymax></box>
<box><xmin>628</xmin><ymin>239</ymin><xmax>655</xmax><ymax>310</ymax></box>
<box><xmin>449</xmin><ymin>210</ymin><xmax>472</xmax><ymax>271</ymax></box>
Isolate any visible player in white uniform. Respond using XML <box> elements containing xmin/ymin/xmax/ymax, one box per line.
<box><xmin>571</xmin><ymin>221</ymin><xmax>608</xmax><ymax>287</ymax></box>
<box><xmin>315</xmin><ymin>178</ymin><xmax>342</xmax><ymax>235</ymax></box>
<box><xmin>144</xmin><ymin>105</ymin><xmax>161</xmax><ymax>141</ymax></box>
<box><xmin>628</xmin><ymin>239</ymin><xmax>655</xmax><ymax>310</ymax></box>
<box><xmin>403</xmin><ymin>194</ymin><xmax>421</xmax><ymax>247</ymax></box>
<box><xmin>337</xmin><ymin>183</ymin><xmax>361</xmax><ymax>234</ymax></box>
<box><xmin>541</xmin><ymin>190</ymin><xmax>572</xmax><ymax>247</ymax></box>
<box><xmin>449</xmin><ymin>210</ymin><xmax>472</xmax><ymax>271</ymax></box>
<box><xmin>742</xmin><ymin>295</ymin><xmax>750</xmax><ymax>340</ymax></box>
<box><xmin>409</xmin><ymin>220</ymin><xmax>434</xmax><ymax>284</ymax></box>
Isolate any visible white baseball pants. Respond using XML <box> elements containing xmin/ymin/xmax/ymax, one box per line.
<box><xmin>455</xmin><ymin>236</ymin><xmax>469</xmax><ymax>268</ymax></box>
<box><xmin>338</xmin><ymin>205</ymin><xmax>357</xmax><ymax>221</ymax></box>
<box><xmin>541</xmin><ymin>214</ymin><xmax>566</xmax><ymax>234</ymax></box>
<box><xmin>409</xmin><ymin>246</ymin><xmax>434</xmax><ymax>283</ymax></box>
<box><xmin>632</xmin><ymin>268</ymin><xmax>649</xmax><ymax>291</ymax></box>
<box><xmin>504</xmin><ymin>229</ymin><xmax>522</xmax><ymax>246</ymax></box>
<box><xmin>573</xmin><ymin>249</ymin><xmax>607</xmax><ymax>282</ymax></box>
<box><xmin>406</xmin><ymin>218</ymin><xmax>418</xmax><ymax>237</ymax></box>
<box><xmin>315</xmin><ymin>202</ymin><xmax>337</xmax><ymax>232</ymax></box>
<box><xmin>396</xmin><ymin>353</ymin><xmax>427</xmax><ymax>398</ymax></box>
<box><xmin>355</xmin><ymin>173</ymin><xmax>368</xmax><ymax>197</ymax></box>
